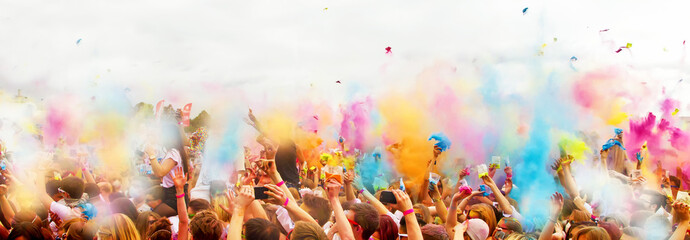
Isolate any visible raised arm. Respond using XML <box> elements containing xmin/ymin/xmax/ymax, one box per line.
<box><xmin>670</xmin><ymin>201</ymin><xmax>690</xmax><ymax>240</ymax></box>
<box><xmin>172</xmin><ymin>167</ymin><xmax>189</xmax><ymax>240</ymax></box>
<box><xmin>228</xmin><ymin>186</ymin><xmax>255</xmax><ymax>240</ymax></box>
<box><xmin>393</xmin><ymin>190</ymin><xmax>423</xmax><ymax>240</ymax></box>
<box><xmin>326</xmin><ymin>179</ymin><xmax>355</xmax><ymax>240</ymax></box>
<box><xmin>0</xmin><ymin>185</ymin><xmax>14</xmax><ymax>224</ymax></box>
<box><xmin>445</xmin><ymin>192</ymin><xmax>468</xmax><ymax>235</ymax></box>
<box><xmin>344</xmin><ymin>170</ymin><xmax>356</xmax><ymax>202</ymax></box>
<box><xmin>261</xmin><ymin>142</ymin><xmax>296</xmax><ymax>203</ymax></box>
<box><xmin>539</xmin><ymin>192</ymin><xmax>563</xmax><ymax>240</ymax></box>
<box><xmin>481</xmin><ymin>175</ymin><xmax>513</xmax><ymax>215</ymax></box>
<box><xmin>429</xmin><ymin>183</ymin><xmax>448</xmax><ymax>223</ymax></box>
<box><xmin>264</xmin><ymin>184</ymin><xmax>318</xmax><ymax>225</ymax></box>
<box><xmin>353</xmin><ymin>181</ymin><xmax>390</xmax><ymax>215</ymax></box>
<box><xmin>145</xmin><ymin>145</ymin><xmax>178</xmax><ymax>178</ymax></box>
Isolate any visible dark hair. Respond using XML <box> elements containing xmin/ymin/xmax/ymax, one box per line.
<box><xmin>147</xmin><ymin>218</ymin><xmax>172</xmax><ymax>239</ymax></box>
<box><xmin>188</xmin><ymin>199</ymin><xmax>211</xmax><ymax>213</ymax></box>
<box><xmin>46</xmin><ymin>180</ymin><xmax>60</xmax><ymax>196</ymax></box>
<box><xmin>302</xmin><ymin>195</ymin><xmax>332</xmax><ymax>227</ymax></box>
<box><xmin>135</xmin><ymin>211</ymin><xmax>161</xmax><ymax>237</ymax></box>
<box><xmin>244</xmin><ymin>218</ymin><xmax>282</xmax><ymax>240</ymax></box>
<box><xmin>147</xmin><ymin>186</ymin><xmax>165</xmax><ymax>201</ymax></box>
<box><xmin>420</xmin><ymin>224</ymin><xmax>450</xmax><ymax>240</ymax></box>
<box><xmin>189</xmin><ymin>214</ymin><xmax>223</xmax><ymax>240</ymax></box>
<box><xmin>350</xmin><ymin>203</ymin><xmax>380</xmax><ymax>239</ymax></box>
<box><xmin>378</xmin><ymin>214</ymin><xmax>399</xmax><ymax>240</ymax></box>
<box><xmin>150</xmin><ymin>230</ymin><xmax>172</xmax><ymax>240</ymax></box>
<box><xmin>110</xmin><ymin>198</ymin><xmax>139</xmax><ymax>222</ymax></box>
<box><xmin>59</xmin><ymin>176</ymin><xmax>85</xmax><ymax>199</ymax></box>
<box><xmin>84</xmin><ymin>183</ymin><xmax>101</xmax><ymax>199</ymax></box>
<box><xmin>8</xmin><ymin>222</ymin><xmax>46</xmax><ymax>240</ymax></box>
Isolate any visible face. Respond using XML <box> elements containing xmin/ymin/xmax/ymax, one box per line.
<box><xmin>145</xmin><ymin>194</ymin><xmax>161</xmax><ymax>209</ymax></box>
<box><xmin>345</xmin><ymin>210</ymin><xmax>363</xmax><ymax>240</ymax></box>
<box><xmin>492</xmin><ymin>219</ymin><xmax>512</xmax><ymax>239</ymax></box>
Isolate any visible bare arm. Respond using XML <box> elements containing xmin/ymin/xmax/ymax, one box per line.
<box><xmin>0</xmin><ymin>185</ymin><xmax>14</xmax><ymax>224</ymax></box>
<box><xmin>172</xmin><ymin>167</ymin><xmax>189</xmax><ymax>240</ymax></box>
<box><xmin>265</xmin><ymin>184</ymin><xmax>318</xmax><ymax>225</ymax></box>
<box><xmin>539</xmin><ymin>193</ymin><xmax>563</xmax><ymax>240</ymax></box>
<box><xmin>229</xmin><ymin>186</ymin><xmax>255</xmax><ymax>240</ymax></box>
<box><xmin>344</xmin><ymin>171</ymin><xmax>356</xmax><ymax>202</ymax></box>
<box><xmin>327</xmin><ymin>180</ymin><xmax>355</xmax><ymax>240</ymax></box>
<box><xmin>481</xmin><ymin>176</ymin><xmax>513</xmax><ymax>215</ymax></box>
<box><xmin>429</xmin><ymin>184</ymin><xmax>448</xmax><ymax>223</ymax></box>
<box><xmin>393</xmin><ymin>190</ymin><xmax>423</xmax><ymax>240</ymax></box>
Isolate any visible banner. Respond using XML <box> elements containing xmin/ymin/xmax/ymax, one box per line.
<box><xmin>154</xmin><ymin>100</ymin><xmax>165</xmax><ymax>120</ymax></box>
<box><xmin>181</xmin><ymin>103</ymin><xmax>192</xmax><ymax>126</ymax></box>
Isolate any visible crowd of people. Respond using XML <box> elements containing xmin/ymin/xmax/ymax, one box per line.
<box><xmin>0</xmin><ymin>109</ymin><xmax>689</xmax><ymax>240</ymax></box>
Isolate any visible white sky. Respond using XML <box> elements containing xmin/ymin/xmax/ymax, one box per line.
<box><xmin>1</xmin><ymin>0</ymin><xmax>690</xmax><ymax>116</ymax></box>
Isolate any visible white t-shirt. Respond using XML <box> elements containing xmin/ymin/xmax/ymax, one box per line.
<box><xmin>161</xmin><ymin>148</ymin><xmax>182</xmax><ymax>188</ymax></box>
<box><xmin>50</xmin><ymin>202</ymin><xmax>81</xmax><ymax>221</ymax></box>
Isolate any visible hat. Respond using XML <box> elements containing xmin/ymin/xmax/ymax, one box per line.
<box><xmin>466</xmin><ymin>219</ymin><xmax>490</xmax><ymax>240</ymax></box>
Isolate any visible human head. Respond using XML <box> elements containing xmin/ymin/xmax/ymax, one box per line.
<box><xmin>135</xmin><ymin>211</ymin><xmax>161</xmax><ymax>237</ymax></box>
<box><xmin>211</xmin><ymin>195</ymin><xmax>231</xmax><ymax>222</ymax></box>
<box><xmin>145</xmin><ymin>186</ymin><xmax>165</xmax><ymax>209</ymax></box>
<box><xmin>345</xmin><ymin>203</ymin><xmax>380</xmax><ymax>240</ymax></box>
<box><xmin>468</xmin><ymin>203</ymin><xmax>497</xmax><ymax>234</ymax></box>
<box><xmin>465</xmin><ymin>219</ymin><xmax>490</xmax><ymax>240</ymax></box>
<box><xmin>420</xmin><ymin>224</ymin><xmax>449</xmax><ymax>240</ymax></box>
<box><xmin>243</xmin><ymin>218</ymin><xmax>283</xmax><ymax>240</ymax></box>
<box><xmin>597</xmin><ymin>221</ymin><xmax>622</xmax><ymax>240</ymax></box>
<box><xmin>300</xmin><ymin>194</ymin><xmax>332</xmax><ymax>227</ymax></box>
<box><xmin>149</xmin><ymin>230</ymin><xmax>172</xmax><ymax>240</ymax></box>
<box><xmin>189</xmin><ymin>212</ymin><xmax>223</xmax><ymax>240</ymax></box>
<box><xmin>97</xmin><ymin>213</ymin><xmax>141</xmax><ymax>240</ymax></box>
<box><xmin>570</xmin><ymin>209</ymin><xmax>591</xmax><ymax>222</ymax></box>
<box><xmin>84</xmin><ymin>183</ymin><xmax>101</xmax><ymax>199</ymax></box>
<box><xmin>301</xmin><ymin>179</ymin><xmax>316</xmax><ymax>189</ymax></box>
<box><xmin>188</xmin><ymin>199</ymin><xmax>211</xmax><ymax>217</ymax></box>
<box><xmin>504</xmin><ymin>233</ymin><xmax>528</xmax><ymax>240</ymax></box>
<box><xmin>289</xmin><ymin>221</ymin><xmax>328</xmax><ymax>240</ymax></box>
<box><xmin>98</xmin><ymin>182</ymin><xmax>113</xmax><ymax>196</ymax></box>
<box><xmin>46</xmin><ymin>179</ymin><xmax>62</xmax><ymax>201</ymax></box>
<box><xmin>66</xmin><ymin>221</ymin><xmax>97</xmax><ymax>240</ymax></box>
<box><xmin>146</xmin><ymin>218</ymin><xmax>172</xmax><ymax>239</ymax></box>
<box><xmin>7</xmin><ymin>222</ymin><xmax>45</xmax><ymax>240</ymax></box>
<box><xmin>573</xmin><ymin>226</ymin><xmax>612</xmax><ymax>240</ymax></box>
<box><xmin>414</xmin><ymin>204</ymin><xmax>432</xmax><ymax>225</ymax></box>
<box><xmin>60</xmin><ymin>176</ymin><xmax>85</xmax><ymax>199</ymax></box>
<box><xmin>493</xmin><ymin>217</ymin><xmax>522</xmax><ymax>239</ymax></box>
<box><xmin>110</xmin><ymin>198</ymin><xmax>139</xmax><ymax>222</ymax></box>
<box><xmin>371</xmin><ymin>214</ymin><xmax>398</xmax><ymax>240</ymax></box>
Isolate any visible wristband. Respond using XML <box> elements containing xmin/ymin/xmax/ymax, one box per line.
<box><xmin>403</xmin><ymin>209</ymin><xmax>415</xmax><ymax>216</ymax></box>
<box><xmin>506</xmin><ymin>174</ymin><xmax>513</xmax><ymax>178</ymax></box>
<box><xmin>359</xmin><ymin>189</ymin><xmax>365</xmax><ymax>194</ymax></box>
<box><xmin>176</xmin><ymin>193</ymin><xmax>185</xmax><ymax>199</ymax></box>
<box><xmin>283</xmin><ymin>198</ymin><xmax>289</xmax><ymax>207</ymax></box>
<box><xmin>277</xmin><ymin>181</ymin><xmax>285</xmax><ymax>187</ymax></box>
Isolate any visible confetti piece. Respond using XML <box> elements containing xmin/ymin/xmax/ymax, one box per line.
<box><xmin>684</xmin><ymin>40</ymin><xmax>686</xmax><ymax>45</ymax></box>
<box><xmin>336</xmin><ymin>80</ymin><xmax>341</xmax><ymax>84</ymax></box>
<box><xmin>522</xmin><ymin>7</ymin><xmax>528</xmax><ymax>15</ymax></box>
<box><xmin>570</xmin><ymin>56</ymin><xmax>578</xmax><ymax>61</ymax></box>
<box><xmin>76</xmin><ymin>38</ymin><xmax>82</xmax><ymax>45</ymax></box>
<box><xmin>553</xmin><ymin>37</ymin><xmax>558</xmax><ymax>42</ymax></box>
<box><xmin>313</xmin><ymin>115</ymin><xmax>319</xmax><ymax>120</ymax></box>
<box><xmin>673</xmin><ymin>108</ymin><xmax>680</xmax><ymax>116</ymax></box>
<box><xmin>323</xmin><ymin>8</ymin><xmax>328</xmax><ymax>11</ymax></box>
<box><xmin>385</xmin><ymin>46</ymin><xmax>392</xmax><ymax>54</ymax></box>
<box><xmin>599</xmin><ymin>29</ymin><xmax>610</xmax><ymax>32</ymax></box>
<box><xmin>626</xmin><ymin>43</ymin><xmax>632</xmax><ymax>48</ymax></box>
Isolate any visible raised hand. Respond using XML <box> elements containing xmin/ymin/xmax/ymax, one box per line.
<box><xmin>550</xmin><ymin>192</ymin><xmax>564</xmax><ymax>216</ymax></box>
<box><xmin>172</xmin><ymin>166</ymin><xmax>187</xmax><ymax>189</ymax></box>
<box><xmin>672</xmin><ymin>201</ymin><xmax>690</xmax><ymax>224</ymax></box>
<box><xmin>264</xmin><ymin>184</ymin><xmax>287</xmax><ymax>205</ymax></box>
<box><xmin>235</xmin><ymin>186</ymin><xmax>255</xmax><ymax>209</ymax></box>
<box><xmin>392</xmin><ymin>189</ymin><xmax>413</xmax><ymax>213</ymax></box>
<box><xmin>573</xmin><ymin>194</ymin><xmax>587</xmax><ymax>212</ymax></box>
<box><xmin>218</xmin><ymin>189</ymin><xmax>237</xmax><ymax>215</ymax></box>
<box><xmin>481</xmin><ymin>175</ymin><xmax>496</xmax><ymax>187</ymax></box>
<box><xmin>343</xmin><ymin>170</ymin><xmax>354</xmax><ymax>185</ymax></box>
<box><xmin>326</xmin><ymin>179</ymin><xmax>342</xmax><ymax>200</ymax></box>
<box><xmin>0</xmin><ymin>185</ymin><xmax>7</xmax><ymax>196</ymax></box>
<box><xmin>504</xmin><ymin>166</ymin><xmax>513</xmax><ymax>178</ymax></box>
<box><xmin>551</xmin><ymin>158</ymin><xmax>563</xmax><ymax>172</ymax></box>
